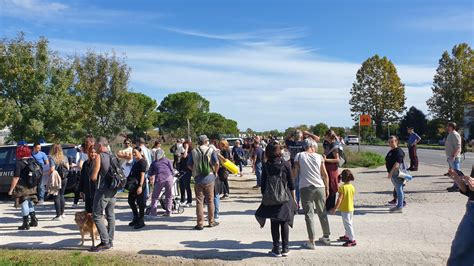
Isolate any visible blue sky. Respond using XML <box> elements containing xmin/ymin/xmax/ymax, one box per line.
<box><xmin>1</xmin><ymin>0</ymin><xmax>473</xmax><ymax>131</ymax></box>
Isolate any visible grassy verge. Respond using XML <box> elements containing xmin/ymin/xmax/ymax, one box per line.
<box><xmin>344</xmin><ymin>150</ymin><xmax>385</xmax><ymax>168</ymax></box>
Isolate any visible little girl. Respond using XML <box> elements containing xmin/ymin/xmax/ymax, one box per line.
<box><xmin>330</xmin><ymin>169</ymin><xmax>356</xmax><ymax>247</ymax></box>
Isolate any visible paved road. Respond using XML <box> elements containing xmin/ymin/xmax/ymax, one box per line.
<box><xmin>346</xmin><ymin>145</ymin><xmax>474</xmax><ymax>172</ymax></box>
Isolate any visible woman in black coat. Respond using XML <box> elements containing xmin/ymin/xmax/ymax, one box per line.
<box><xmin>78</xmin><ymin>146</ymin><xmax>97</xmax><ymax>213</ymax></box>
<box><xmin>255</xmin><ymin>142</ymin><xmax>297</xmax><ymax>257</ymax></box>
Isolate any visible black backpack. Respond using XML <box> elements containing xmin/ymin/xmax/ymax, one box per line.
<box><xmin>24</xmin><ymin>158</ymin><xmax>43</xmax><ymax>188</ymax></box>
<box><xmin>262</xmin><ymin>163</ymin><xmax>289</xmax><ymax>206</ymax></box>
<box><xmin>107</xmin><ymin>154</ymin><xmax>127</xmax><ymax>190</ymax></box>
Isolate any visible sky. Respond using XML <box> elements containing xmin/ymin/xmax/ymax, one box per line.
<box><xmin>0</xmin><ymin>0</ymin><xmax>473</xmax><ymax>131</ymax></box>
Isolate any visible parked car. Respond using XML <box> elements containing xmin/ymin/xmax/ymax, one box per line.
<box><xmin>224</xmin><ymin>137</ymin><xmax>244</xmax><ymax>151</ymax></box>
<box><xmin>345</xmin><ymin>135</ymin><xmax>360</xmax><ymax>145</ymax></box>
<box><xmin>0</xmin><ymin>143</ymin><xmax>79</xmax><ymax>194</ymax></box>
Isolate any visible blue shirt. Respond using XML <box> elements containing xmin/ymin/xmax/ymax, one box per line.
<box><xmin>32</xmin><ymin>151</ymin><xmax>48</xmax><ymax>167</ymax></box>
<box><xmin>408</xmin><ymin>132</ymin><xmax>421</xmax><ymax>145</ymax></box>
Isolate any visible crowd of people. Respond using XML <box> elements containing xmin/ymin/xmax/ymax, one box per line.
<box><xmin>6</xmin><ymin>123</ymin><xmax>473</xmax><ymax>263</ymax></box>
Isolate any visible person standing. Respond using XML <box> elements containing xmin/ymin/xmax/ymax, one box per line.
<box><xmin>231</xmin><ymin>140</ymin><xmax>245</xmax><ymax>177</ymax></box>
<box><xmin>117</xmin><ymin>139</ymin><xmax>133</xmax><ymax>178</ymax></box>
<box><xmin>255</xmin><ymin>142</ymin><xmax>297</xmax><ymax>257</ymax></box>
<box><xmin>385</xmin><ymin>136</ymin><xmax>406</xmax><ymax>213</ymax></box>
<box><xmin>252</xmin><ymin>142</ymin><xmax>264</xmax><ymax>189</ymax></box>
<box><xmin>294</xmin><ymin>138</ymin><xmax>332</xmax><ymax>249</ymax></box>
<box><xmin>179</xmin><ymin>138</ymin><xmax>193</xmax><ymax>206</ymax></box>
<box><xmin>323</xmin><ymin>130</ymin><xmax>341</xmax><ymax>211</ymax></box>
<box><xmin>137</xmin><ymin>138</ymin><xmax>153</xmax><ymax>204</ymax></box>
<box><xmin>32</xmin><ymin>142</ymin><xmax>49</xmax><ymax>204</ymax></box>
<box><xmin>151</xmin><ymin>139</ymin><xmax>162</xmax><ymax>162</ymax></box>
<box><xmin>8</xmin><ymin>143</ymin><xmax>39</xmax><ymax>230</ymax></box>
<box><xmin>148</xmin><ymin>148</ymin><xmax>174</xmax><ymax>216</ymax></box>
<box><xmin>79</xmin><ymin>145</ymin><xmax>97</xmax><ymax>213</ymax></box>
<box><xmin>407</xmin><ymin>127</ymin><xmax>421</xmax><ymax>171</ymax></box>
<box><xmin>90</xmin><ymin>138</ymin><xmax>116</xmax><ymax>252</ymax></box>
<box><xmin>187</xmin><ymin>135</ymin><xmax>220</xmax><ymax>230</ymax></box>
<box><xmin>446</xmin><ymin>166</ymin><xmax>474</xmax><ymax>265</ymax></box>
<box><xmin>445</xmin><ymin>122</ymin><xmax>462</xmax><ymax>192</ymax></box>
<box><xmin>218</xmin><ymin>139</ymin><xmax>231</xmax><ymax>199</ymax></box>
<box><xmin>127</xmin><ymin>147</ymin><xmax>148</xmax><ymax>229</ymax></box>
<box><xmin>49</xmin><ymin>144</ymin><xmax>70</xmax><ymax>221</ymax></box>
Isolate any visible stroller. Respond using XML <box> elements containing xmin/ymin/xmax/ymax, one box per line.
<box><xmin>146</xmin><ymin>171</ymin><xmax>185</xmax><ymax>215</ymax></box>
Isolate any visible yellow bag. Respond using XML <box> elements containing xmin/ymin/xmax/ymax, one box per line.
<box><xmin>218</xmin><ymin>154</ymin><xmax>239</xmax><ymax>174</ymax></box>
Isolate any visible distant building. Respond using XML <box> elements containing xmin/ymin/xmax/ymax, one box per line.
<box><xmin>465</xmin><ymin>103</ymin><xmax>474</xmax><ymax>141</ymax></box>
<box><xmin>0</xmin><ymin>127</ymin><xmax>10</xmax><ymax>145</ymax></box>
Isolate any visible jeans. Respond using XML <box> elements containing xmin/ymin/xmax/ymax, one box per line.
<box><xmin>151</xmin><ymin>179</ymin><xmax>173</xmax><ymax>215</ymax></box>
<box><xmin>214</xmin><ymin>192</ymin><xmax>220</xmax><ymax>220</ymax></box>
<box><xmin>448</xmin><ymin>158</ymin><xmax>461</xmax><ymax>188</ymax></box>
<box><xmin>391</xmin><ymin>176</ymin><xmax>405</xmax><ymax>209</ymax></box>
<box><xmin>179</xmin><ymin>171</ymin><xmax>192</xmax><ymax>204</ymax></box>
<box><xmin>255</xmin><ymin>162</ymin><xmax>263</xmax><ymax>187</ymax></box>
<box><xmin>92</xmin><ymin>189</ymin><xmax>116</xmax><ymax>245</ymax></box>
<box><xmin>21</xmin><ymin>199</ymin><xmax>35</xmax><ymax>216</ymax></box>
<box><xmin>341</xmin><ymin>211</ymin><xmax>355</xmax><ymax>241</ymax></box>
<box><xmin>143</xmin><ymin>176</ymin><xmax>150</xmax><ymax>206</ymax></box>
<box><xmin>300</xmin><ymin>185</ymin><xmax>331</xmax><ymax>240</ymax></box>
<box><xmin>271</xmin><ymin>219</ymin><xmax>289</xmax><ymax>249</ymax></box>
<box><xmin>53</xmin><ymin>178</ymin><xmax>68</xmax><ymax>217</ymax></box>
<box><xmin>195</xmin><ymin>182</ymin><xmax>215</xmax><ymax>227</ymax></box>
<box><xmin>448</xmin><ymin>201</ymin><xmax>474</xmax><ymax>265</ymax></box>
<box><xmin>295</xmin><ymin>173</ymin><xmax>301</xmax><ymax>207</ymax></box>
<box><xmin>38</xmin><ymin>171</ymin><xmax>49</xmax><ymax>200</ymax></box>
<box><xmin>128</xmin><ymin>188</ymin><xmax>146</xmax><ymax>220</ymax></box>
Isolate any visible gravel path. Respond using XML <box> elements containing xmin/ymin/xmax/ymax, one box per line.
<box><xmin>0</xmin><ymin>164</ymin><xmax>468</xmax><ymax>265</ymax></box>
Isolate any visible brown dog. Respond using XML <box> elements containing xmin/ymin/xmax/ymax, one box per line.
<box><xmin>74</xmin><ymin>211</ymin><xmax>99</xmax><ymax>247</ymax></box>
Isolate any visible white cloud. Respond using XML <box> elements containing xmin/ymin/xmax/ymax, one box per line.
<box><xmin>48</xmin><ymin>35</ymin><xmax>436</xmax><ymax>131</ymax></box>
<box><xmin>407</xmin><ymin>10</ymin><xmax>474</xmax><ymax>32</ymax></box>
<box><xmin>0</xmin><ymin>0</ymin><xmax>68</xmax><ymax>18</ymax></box>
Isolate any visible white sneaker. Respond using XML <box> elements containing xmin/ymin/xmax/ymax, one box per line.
<box><xmin>61</xmin><ymin>214</ymin><xmax>66</xmax><ymax>218</ymax></box>
<box><xmin>52</xmin><ymin>216</ymin><xmax>62</xmax><ymax>221</ymax></box>
<box><xmin>318</xmin><ymin>237</ymin><xmax>331</xmax><ymax>245</ymax></box>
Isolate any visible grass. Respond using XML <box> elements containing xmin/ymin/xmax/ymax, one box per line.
<box><xmin>344</xmin><ymin>150</ymin><xmax>385</xmax><ymax>168</ymax></box>
<box><xmin>0</xmin><ymin>249</ymin><xmax>142</xmax><ymax>266</ymax></box>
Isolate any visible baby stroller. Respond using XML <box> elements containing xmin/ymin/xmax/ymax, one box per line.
<box><xmin>146</xmin><ymin>171</ymin><xmax>185</xmax><ymax>215</ymax></box>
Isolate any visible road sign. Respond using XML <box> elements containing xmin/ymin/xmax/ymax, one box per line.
<box><xmin>360</xmin><ymin>115</ymin><xmax>371</xmax><ymax>126</ymax></box>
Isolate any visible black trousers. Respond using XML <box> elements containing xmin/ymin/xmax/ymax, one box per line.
<box><xmin>325</xmin><ymin>193</ymin><xmax>337</xmax><ymax>211</ymax></box>
<box><xmin>179</xmin><ymin>171</ymin><xmax>193</xmax><ymax>204</ymax></box>
<box><xmin>53</xmin><ymin>178</ymin><xmax>68</xmax><ymax>217</ymax></box>
<box><xmin>85</xmin><ymin>197</ymin><xmax>94</xmax><ymax>213</ymax></box>
<box><xmin>408</xmin><ymin>145</ymin><xmax>418</xmax><ymax>170</ymax></box>
<box><xmin>222</xmin><ymin>179</ymin><xmax>230</xmax><ymax>195</ymax></box>
<box><xmin>128</xmin><ymin>190</ymin><xmax>145</xmax><ymax>219</ymax></box>
<box><xmin>271</xmin><ymin>220</ymin><xmax>289</xmax><ymax>248</ymax></box>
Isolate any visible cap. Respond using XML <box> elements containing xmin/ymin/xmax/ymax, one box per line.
<box><xmin>198</xmin><ymin>135</ymin><xmax>209</xmax><ymax>143</ymax></box>
<box><xmin>17</xmin><ymin>140</ymin><xmax>27</xmax><ymax>146</ymax></box>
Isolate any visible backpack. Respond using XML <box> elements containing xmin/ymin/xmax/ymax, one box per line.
<box><xmin>107</xmin><ymin>154</ymin><xmax>128</xmax><ymax>190</ymax></box>
<box><xmin>262</xmin><ymin>163</ymin><xmax>289</xmax><ymax>206</ymax></box>
<box><xmin>170</xmin><ymin>144</ymin><xmax>177</xmax><ymax>154</ymax></box>
<box><xmin>56</xmin><ymin>161</ymin><xmax>69</xmax><ymax>179</ymax></box>
<box><xmin>197</xmin><ymin>148</ymin><xmax>212</xmax><ymax>177</ymax></box>
<box><xmin>24</xmin><ymin>158</ymin><xmax>43</xmax><ymax>188</ymax></box>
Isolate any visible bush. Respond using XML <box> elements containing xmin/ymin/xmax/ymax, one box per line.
<box><xmin>344</xmin><ymin>150</ymin><xmax>385</xmax><ymax>168</ymax></box>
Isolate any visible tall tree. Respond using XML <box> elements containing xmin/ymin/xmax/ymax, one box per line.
<box><xmin>350</xmin><ymin>55</ymin><xmax>406</xmax><ymax>138</ymax></box>
<box><xmin>73</xmin><ymin>52</ymin><xmax>130</xmax><ymax>140</ymax></box>
<box><xmin>0</xmin><ymin>34</ymin><xmax>78</xmax><ymax>142</ymax></box>
<box><xmin>157</xmin><ymin>91</ymin><xmax>210</xmax><ymax>137</ymax></box>
<box><xmin>427</xmin><ymin>43</ymin><xmax>474</xmax><ymax>125</ymax></box>
<box><xmin>310</xmin><ymin>123</ymin><xmax>329</xmax><ymax>137</ymax></box>
<box><xmin>203</xmin><ymin>112</ymin><xmax>239</xmax><ymax>139</ymax></box>
<box><xmin>125</xmin><ymin>92</ymin><xmax>158</xmax><ymax>138</ymax></box>
<box><xmin>399</xmin><ymin>106</ymin><xmax>428</xmax><ymax>140</ymax></box>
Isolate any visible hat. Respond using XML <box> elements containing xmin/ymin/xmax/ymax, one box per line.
<box><xmin>198</xmin><ymin>135</ymin><xmax>209</xmax><ymax>143</ymax></box>
<box><xmin>17</xmin><ymin>140</ymin><xmax>27</xmax><ymax>146</ymax></box>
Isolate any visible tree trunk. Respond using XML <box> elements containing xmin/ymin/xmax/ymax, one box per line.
<box><xmin>187</xmin><ymin>118</ymin><xmax>191</xmax><ymax>138</ymax></box>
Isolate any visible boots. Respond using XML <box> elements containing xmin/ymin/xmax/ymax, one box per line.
<box><xmin>18</xmin><ymin>216</ymin><xmax>30</xmax><ymax>230</ymax></box>
<box><xmin>29</xmin><ymin>212</ymin><xmax>38</xmax><ymax>227</ymax></box>
<box><xmin>128</xmin><ymin>216</ymin><xmax>138</xmax><ymax>227</ymax></box>
<box><xmin>134</xmin><ymin>217</ymin><xmax>145</xmax><ymax>229</ymax></box>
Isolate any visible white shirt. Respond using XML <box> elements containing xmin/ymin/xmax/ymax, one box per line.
<box><xmin>295</xmin><ymin>151</ymin><xmax>325</xmax><ymax>189</ymax></box>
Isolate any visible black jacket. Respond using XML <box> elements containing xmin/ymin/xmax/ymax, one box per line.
<box><xmin>78</xmin><ymin>159</ymin><xmax>96</xmax><ymax>199</ymax></box>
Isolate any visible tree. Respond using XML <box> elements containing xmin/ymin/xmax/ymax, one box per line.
<box><xmin>0</xmin><ymin>34</ymin><xmax>79</xmax><ymax>142</ymax></box>
<box><xmin>330</xmin><ymin>127</ymin><xmax>346</xmax><ymax>137</ymax></box>
<box><xmin>157</xmin><ymin>91</ymin><xmax>210</xmax><ymax>137</ymax></box>
<box><xmin>350</xmin><ymin>55</ymin><xmax>406</xmax><ymax>138</ymax></box>
<box><xmin>425</xmin><ymin>118</ymin><xmax>446</xmax><ymax>142</ymax></box>
<box><xmin>427</xmin><ymin>43</ymin><xmax>474</xmax><ymax>125</ymax></box>
<box><xmin>125</xmin><ymin>92</ymin><xmax>158</xmax><ymax>138</ymax></box>
<box><xmin>399</xmin><ymin>106</ymin><xmax>428</xmax><ymax>140</ymax></box>
<box><xmin>310</xmin><ymin>123</ymin><xmax>329</xmax><ymax>137</ymax></box>
<box><xmin>73</xmin><ymin>52</ymin><xmax>130</xmax><ymax>140</ymax></box>
<box><xmin>203</xmin><ymin>112</ymin><xmax>239</xmax><ymax>139</ymax></box>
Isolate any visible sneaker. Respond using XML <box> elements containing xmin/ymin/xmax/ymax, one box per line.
<box><xmin>134</xmin><ymin>221</ymin><xmax>145</xmax><ymax>229</ymax></box>
<box><xmin>281</xmin><ymin>247</ymin><xmax>289</xmax><ymax>257</ymax></box>
<box><xmin>389</xmin><ymin>207</ymin><xmax>403</xmax><ymax>213</ymax></box>
<box><xmin>343</xmin><ymin>240</ymin><xmax>357</xmax><ymax>247</ymax></box>
<box><xmin>185</xmin><ymin>203</ymin><xmax>192</xmax><ymax>207</ymax></box>
<box><xmin>269</xmin><ymin>247</ymin><xmax>282</xmax><ymax>257</ymax></box>
<box><xmin>447</xmin><ymin>186</ymin><xmax>459</xmax><ymax>192</ymax></box>
<box><xmin>297</xmin><ymin>209</ymin><xmax>305</xmax><ymax>215</ymax></box>
<box><xmin>37</xmin><ymin>199</ymin><xmax>44</xmax><ymax>205</ymax></box>
<box><xmin>387</xmin><ymin>199</ymin><xmax>397</xmax><ymax>205</ymax></box>
<box><xmin>318</xmin><ymin>237</ymin><xmax>331</xmax><ymax>245</ymax></box>
<box><xmin>220</xmin><ymin>195</ymin><xmax>229</xmax><ymax>200</ymax></box>
<box><xmin>214</xmin><ymin>218</ymin><xmax>220</xmax><ymax>223</ymax></box>
<box><xmin>61</xmin><ymin>214</ymin><xmax>66</xmax><ymax>219</ymax></box>
<box><xmin>252</xmin><ymin>185</ymin><xmax>260</xmax><ymax>189</ymax></box>
<box><xmin>194</xmin><ymin>225</ymin><xmax>204</xmax><ymax>230</ymax></box>
<box><xmin>89</xmin><ymin>242</ymin><xmax>111</xmax><ymax>252</ymax></box>
<box><xmin>338</xmin><ymin>235</ymin><xmax>350</xmax><ymax>241</ymax></box>
<box><xmin>302</xmin><ymin>242</ymin><xmax>315</xmax><ymax>250</ymax></box>
<box><xmin>403</xmin><ymin>201</ymin><xmax>407</xmax><ymax>207</ymax></box>
<box><xmin>208</xmin><ymin>221</ymin><xmax>220</xmax><ymax>228</ymax></box>
<box><xmin>109</xmin><ymin>241</ymin><xmax>113</xmax><ymax>248</ymax></box>
<box><xmin>52</xmin><ymin>216</ymin><xmax>62</xmax><ymax>221</ymax></box>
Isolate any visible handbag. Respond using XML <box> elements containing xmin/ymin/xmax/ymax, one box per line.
<box><xmin>218</xmin><ymin>166</ymin><xmax>229</xmax><ymax>182</ymax></box>
<box><xmin>397</xmin><ymin>162</ymin><xmax>413</xmax><ymax>181</ymax></box>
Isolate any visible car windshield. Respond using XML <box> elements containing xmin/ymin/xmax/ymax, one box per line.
<box><xmin>0</xmin><ymin>147</ymin><xmax>14</xmax><ymax>165</ymax></box>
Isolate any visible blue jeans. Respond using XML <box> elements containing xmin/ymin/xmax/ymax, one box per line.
<box><xmin>255</xmin><ymin>162</ymin><xmax>262</xmax><ymax>186</ymax></box>
<box><xmin>391</xmin><ymin>176</ymin><xmax>405</xmax><ymax>209</ymax></box>
<box><xmin>448</xmin><ymin>201</ymin><xmax>474</xmax><ymax>265</ymax></box>
<box><xmin>21</xmin><ymin>199</ymin><xmax>35</xmax><ymax>216</ymax></box>
<box><xmin>448</xmin><ymin>158</ymin><xmax>461</xmax><ymax>188</ymax></box>
<box><xmin>214</xmin><ymin>193</ymin><xmax>220</xmax><ymax>220</ymax></box>
<box><xmin>93</xmin><ymin>189</ymin><xmax>116</xmax><ymax>245</ymax></box>
<box><xmin>295</xmin><ymin>173</ymin><xmax>301</xmax><ymax>207</ymax></box>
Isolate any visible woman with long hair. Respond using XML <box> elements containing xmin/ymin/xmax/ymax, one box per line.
<box><xmin>178</xmin><ymin>137</ymin><xmax>193</xmax><ymax>206</ymax></box>
<box><xmin>218</xmin><ymin>139</ymin><xmax>231</xmax><ymax>199</ymax></box>
<box><xmin>128</xmin><ymin>147</ymin><xmax>148</xmax><ymax>229</ymax></box>
<box><xmin>323</xmin><ymin>130</ymin><xmax>341</xmax><ymax>211</ymax></box>
<box><xmin>49</xmin><ymin>144</ymin><xmax>70</xmax><ymax>221</ymax></box>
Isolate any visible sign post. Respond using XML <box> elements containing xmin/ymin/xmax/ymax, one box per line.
<box><xmin>359</xmin><ymin>115</ymin><xmax>372</xmax><ymax>152</ymax></box>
